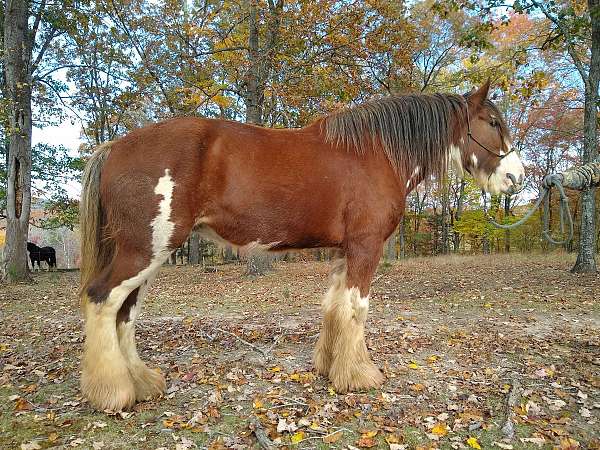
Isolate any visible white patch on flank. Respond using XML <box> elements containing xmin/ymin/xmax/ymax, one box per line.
<box><xmin>448</xmin><ymin>145</ymin><xmax>464</xmax><ymax>177</ymax></box>
<box><xmin>151</xmin><ymin>169</ymin><xmax>176</xmax><ymax>258</ymax></box>
<box><xmin>470</xmin><ymin>153</ymin><xmax>478</xmax><ymax>168</ymax></box>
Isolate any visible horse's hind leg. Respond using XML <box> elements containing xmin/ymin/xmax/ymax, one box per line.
<box><xmin>81</xmin><ymin>246</ymin><xmax>155</xmax><ymax>411</ymax></box>
<box><xmin>314</xmin><ymin>239</ymin><xmax>384</xmax><ymax>392</ymax></box>
<box><xmin>116</xmin><ymin>271</ymin><xmax>166</xmax><ymax>402</ymax></box>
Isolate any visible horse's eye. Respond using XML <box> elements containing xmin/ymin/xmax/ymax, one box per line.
<box><xmin>490</xmin><ymin>118</ymin><xmax>498</xmax><ymax>127</ymax></box>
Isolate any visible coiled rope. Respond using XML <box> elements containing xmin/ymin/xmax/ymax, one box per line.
<box><xmin>482</xmin><ymin>173</ymin><xmax>578</xmax><ymax>246</ymax></box>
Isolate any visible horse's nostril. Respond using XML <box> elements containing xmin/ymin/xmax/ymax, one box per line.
<box><xmin>506</xmin><ymin>172</ymin><xmax>518</xmax><ymax>186</ymax></box>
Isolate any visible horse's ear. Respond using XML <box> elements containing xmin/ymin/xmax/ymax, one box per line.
<box><xmin>467</xmin><ymin>79</ymin><xmax>490</xmax><ymax>108</ymax></box>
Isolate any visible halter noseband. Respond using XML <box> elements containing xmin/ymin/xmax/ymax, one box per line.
<box><xmin>465</xmin><ymin>100</ymin><xmax>514</xmax><ymax>160</ymax></box>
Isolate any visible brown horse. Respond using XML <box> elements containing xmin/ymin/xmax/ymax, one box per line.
<box><xmin>79</xmin><ymin>81</ymin><xmax>525</xmax><ymax>411</ymax></box>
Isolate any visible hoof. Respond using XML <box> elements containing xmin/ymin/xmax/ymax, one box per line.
<box><xmin>329</xmin><ymin>360</ymin><xmax>384</xmax><ymax>393</ymax></box>
<box><xmin>81</xmin><ymin>371</ymin><xmax>136</xmax><ymax>411</ymax></box>
<box><xmin>131</xmin><ymin>366</ymin><xmax>166</xmax><ymax>402</ymax></box>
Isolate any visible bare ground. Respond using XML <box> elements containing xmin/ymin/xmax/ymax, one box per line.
<box><xmin>1</xmin><ymin>253</ymin><xmax>599</xmax><ymax>449</ymax></box>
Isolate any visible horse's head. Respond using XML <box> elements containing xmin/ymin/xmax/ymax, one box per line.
<box><xmin>27</xmin><ymin>242</ymin><xmax>37</xmax><ymax>251</ymax></box>
<box><xmin>450</xmin><ymin>81</ymin><xmax>525</xmax><ymax>195</ymax></box>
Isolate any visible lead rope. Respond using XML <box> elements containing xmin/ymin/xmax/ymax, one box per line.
<box><xmin>482</xmin><ymin>175</ymin><xmax>574</xmax><ymax>245</ymax></box>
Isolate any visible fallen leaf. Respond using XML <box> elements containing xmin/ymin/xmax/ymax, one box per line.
<box><xmin>20</xmin><ymin>442</ymin><xmax>41</xmax><ymax>450</ymax></box>
<box><xmin>467</xmin><ymin>437</ymin><xmax>481</xmax><ymax>449</ymax></box>
<box><xmin>557</xmin><ymin>437</ymin><xmax>580</xmax><ymax>449</ymax></box>
<box><xmin>431</xmin><ymin>422</ymin><xmax>448</xmax><ymax>437</ymax></box>
<box><xmin>356</xmin><ymin>436</ymin><xmax>377</xmax><ymax>448</ymax></box>
<box><xmin>277</xmin><ymin>418</ymin><xmax>297</xmax><ymax>433</ymax></box>
<box><xmin>14</xmin><ymin>397</ymin><xmax>32</xmax><ymax>411</ymax></box>
<box><xmin>290</xmin><ymin>431</ymin><xmax>304</xmax><ymax>444</ymax></box>
<box><xmin>520</xmin><ymin>437</ymin><xmax>546</xmax><ymax>447</ymax></box>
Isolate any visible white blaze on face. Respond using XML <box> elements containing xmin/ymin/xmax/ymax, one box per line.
<box><xmin>473</xmin><ymin>144</ymin><xmax>525</xmax><ymax>194</ymax></box>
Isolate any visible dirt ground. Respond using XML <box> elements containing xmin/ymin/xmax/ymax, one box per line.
<box><xmin>1</xmin><ymin>253</ymin><xmax>599</xmax><ymax>450</ymax></box>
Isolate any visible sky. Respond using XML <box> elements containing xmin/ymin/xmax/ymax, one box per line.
<box><xmin>32</xmin><ymin>119</ymin><xmax>84</xmax><ymax>199</ymax></box>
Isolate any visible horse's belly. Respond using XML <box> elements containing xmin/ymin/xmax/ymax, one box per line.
<box><xmin>194</xmin><ymin>205</ymin><xmax>343</xmax><ymax>252</ymax></box>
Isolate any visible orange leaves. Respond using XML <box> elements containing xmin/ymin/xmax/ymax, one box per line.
<box><xmin>356</xmin><ymin>430</ymin><xmax>378</xmax><ymax>448</ymax></box>
<box><xmin>13</xmin><ymin>396</ymin><xmax>32</xmax><ymax>412</ymax></box>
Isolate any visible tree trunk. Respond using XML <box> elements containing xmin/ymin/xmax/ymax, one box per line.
<box><xmin>399</xmin><ymin>217</ymin><xmax>406</xmax><ymax>258</ymax></box>
<box><xmin>189</xmin><ymin>231</ymin><xmax>200</xmax><ymax>265</ymax></box>
<box><xmin>482</xmin><ymin>234</ymin><xmax>490</xmax><ymax>255</ymax></box>
<box><xmin>224</xmin><ymin>246</ymin><xmax>237</xmax><ymax>262</ymax></box>
<box><xmin>384</xmin><ymin>228</ymin><xmax>396</xmax><ymax>262</ymax></box>
<box><xmin>243</xmin><ymin>0</ymin><xmax>283</xmax><ymax>276</ymax></box>
<box><xmin>2</xmin><ymin>0</ymin><xmax>33</xmax><ymax>282</ymax></box>
<box><xmin>247</xmin><ymin>253</ymin><xmax>273</xmax><ymax>276</ymax></box>
<box><xmin>572</xmin><ymin>0</ymin><xmax>600</xmax><ymax>272</ymax></box>
<box><xmin>453</xmin><ymin>180</ymin><xmax>466</xmax><ymax>253</ymax></box>
<box><xmin>440</xmin><ymin>184</ymin><xmax>450</xmax><ymax>254</ymax></box>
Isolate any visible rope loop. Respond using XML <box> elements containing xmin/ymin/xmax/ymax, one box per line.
<box><xmin>482</xmin><ymin>175</ymin><xmax>574</xmax><ymax>245</ymax></box>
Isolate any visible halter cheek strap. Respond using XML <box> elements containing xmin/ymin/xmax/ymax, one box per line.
<box><xmin>465</xmin><ymin>100</ymin><xmax>514</xmax><ymax>160</ymax></box>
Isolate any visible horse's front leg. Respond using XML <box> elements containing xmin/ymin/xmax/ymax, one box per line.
<box><xmin>314</xmin><ymin>239</ymin><xmax>384</xmax><ymax>392</ymax></box>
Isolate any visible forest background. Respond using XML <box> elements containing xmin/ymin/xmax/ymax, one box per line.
<box><xmin>1</xmin><ymin>0</ymin><xmax>598</xmax><ymax>277</ymax></box>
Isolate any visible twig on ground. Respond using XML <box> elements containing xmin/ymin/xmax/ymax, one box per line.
<box><xmin>215</xmin><ymin>327</ymin><xmax>286</xmax><ymax>357</ymax></box>
<box><xmin>215</xmin><ymin>327</ymin><xmax>268</xmax><ymax>357</ymax></box>
<box><xmin>249</xmin><ymin>416</ymin><xmax>277</xmax><ymax>449</ymax></box>
<box><xmin>266</xmin><ymin>333</ymin><xmax>287</xmax><ymax>354</ymax></box>
<box><xmin>268</xmin><ymin>397</ymin><xmax>309</xmax><ymax>409</ymax></box>
<box><xmin>501</xmin><ymin>376</ymin><xmax>521</xmax><ymax>440</ymax></box>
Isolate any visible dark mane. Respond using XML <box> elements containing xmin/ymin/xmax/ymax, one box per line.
<box><xmin>322</xmin><ymin>93</ymin><xmax>469</xmax><ymax>180</ymax></box>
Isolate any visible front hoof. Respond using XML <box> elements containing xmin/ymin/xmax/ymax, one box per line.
<box><xmin>329</xmin><ymin>360</ymin><xmax>384</xmax><ymax>393</ymax></box>
<box><xmin>81</xmin><ymin>372</ymin><xmax>136</xmax><ymax>411</ymax></box>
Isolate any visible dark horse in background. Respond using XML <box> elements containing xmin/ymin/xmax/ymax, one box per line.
<box><xmin>79</xmin><ymin>81</ymin><xmax>525</xmax><ymax>411</ymax></box>
<box><xmin>27</xmin><ymin>242</ymin><xmax>57</xmax><ymax>271</ymax></box>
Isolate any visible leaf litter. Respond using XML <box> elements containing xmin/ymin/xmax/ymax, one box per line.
<box><xmin>1</xmin><ymin>254</ymin><xmax>599</xmax><ymax>448</ymax></box>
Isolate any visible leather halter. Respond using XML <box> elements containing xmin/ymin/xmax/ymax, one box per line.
<box><xmin>465</xmin><ymin>100</ymin><xmax>514</xmax><ymax>160</ymax></box>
